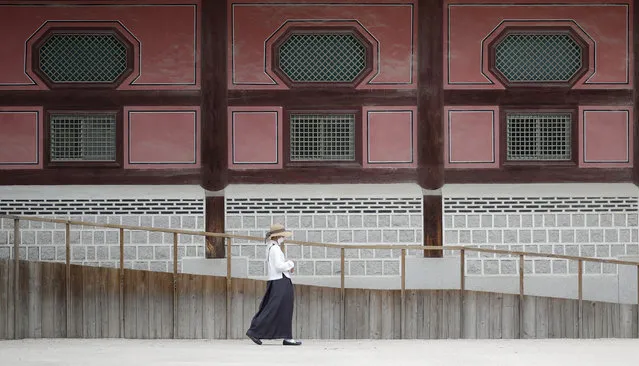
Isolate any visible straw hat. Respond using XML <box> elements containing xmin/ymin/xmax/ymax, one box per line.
<box><xmin>266</xmin><ymin>223</ymin><xmax>293</xmax><ymax>240</ymax></box>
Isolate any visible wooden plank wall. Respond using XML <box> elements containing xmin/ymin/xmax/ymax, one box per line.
<box><xmin>0</xmin><ymin>259</ymin><xmax>637</xmax><ymax>340</ymax></box>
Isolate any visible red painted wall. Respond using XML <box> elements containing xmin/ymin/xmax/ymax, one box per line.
<box><xmin>0</xmin><ymin>0</ymin><xmax>200</xmax><ymax>90</ymax></box>
<box><xmin>0</xmin><ymin>107</ymin><xmax>43</xmax><ymax>169</ymax></box>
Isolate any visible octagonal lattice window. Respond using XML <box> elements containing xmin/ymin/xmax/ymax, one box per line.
<box><xmin>277</xmin><ymin>33</ymin><xmax>368</xmax><ymax>84</ymax></box>
<box><xmin>38</xmin><ymin>33</ymin><xmax>129</xmax><ymax>85</ymax></box>
<box><xmin>494</xmin><ymin>33</ymin><xmax>583</xmax><ymax>83</ymax></box>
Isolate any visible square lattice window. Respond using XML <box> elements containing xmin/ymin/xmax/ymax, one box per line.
<box><xmin>289</xmin><ymin>113</ymin><xmax>356</xmax><ymax>162</ymax></box>
<box><xmin>49</xmin><ymin>113</ymin><xmax>117</xmax><ymax>162</ymax></box>
<box><xmin>506</xmin><ymin>112</ymin><xmax>572</xmax><ymax>161</ymax></box>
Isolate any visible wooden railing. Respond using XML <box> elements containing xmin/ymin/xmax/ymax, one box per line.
<box><xmin>1</xmin><ymin>214</ymin><xmax>639</xmax><ymax>340</ymax></box>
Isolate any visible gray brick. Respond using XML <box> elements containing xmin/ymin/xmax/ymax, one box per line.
<box><xmin>399</xmin><ymin>230</ymin><xmax>415</xmax><ymax>243</ymax></box>
<box><xmin>17</xmin><ymin>247</ymin><xmax>26</xmax><ymax>260</ymax></box>
<box><xmin>586</xmin><ymin>214</ymin><xmax>599</xmax><ymax>227</ymax></box>
<box><xmin>327</xmin><ymin>216</ymin><xmax>336</xmax><ymax>228</ymax></box>
<box><xmin>375</xmin><ymin>249</ymin><xmax>392</xmax><ymax>258</ymax></box>
<box><xmin>604</xmin><ymin>229</ymin><xmax>618</xmax><ymax>243</ymax></box>
<box><xmin>137</xmin><ymin>246</ymin><xmax>152</xmax><ymax>260</ymax></box>
<box><xmin>576</xmin><ymin>229</ymin><xmax>589</xmax><ymax>243</ymax></box>
<box><xmin>148</xmin><ymin>261</ymin><xmax>166</xmax><ymax>272</ymax></box>
<box><xmin>610</xmin><ymin>244</ymin><xmax>625</xmax><ymax>257</ymax></box>
<box><xmin>410</xmin><ymin>215</ymin><xmax>423</xmax><ymax>228</ymax></box>
<box><xmin>444</xmin><ymin>215</ymin><xmax>453</xmax><ymax>228</ymax></box>
<box><xmin>37</xmin><ymin>231</ymin><xmax>53</xmax><ymax>245</ymax></box>
<box><xmin>248</xmin><ymin>260</ymin><xmax>265</xmax><ymax>276</ymax></box>
<box><xmin>315</xmin><ymin>261</ymin><xmax>332</xmax><ymax>275</ymax></box>
<box><xmin>57</xmin><ymin>247</ymin><xmax>66</xmax><ymax>261</ymax></box>
<box><xmin>178</xmin><ymin>234</ymin><xmax>192</xmax><ymax>245</ymax></box>
<box><xmin>533</xmin><ymin>215</ymin><xmax>544</xmax><ymax>228</ymax></box>
<box><xmin>96</xmin><ymin>246</ymin><xmax>108</xmax><ymax>261</ymax></box>
<box><xmin>552</xmin><ymin>260</ymin><xmax>567</xmax><ymax>274</ymax></box>
<box><xmin>106</xmin><ymin>231</ymin><xmax>119</xmax><ymax>245</ymax></box>
<box><xmin>337</xmin><ymin>216</ymin><xmax>349</xmax><ymax>228</ymax></box>
<box><xmin>368</xmin><ymin>230</ymin><xmax>381</xmax><ymax>243</ymax></box>
<box><xmin>416</xmin><ymin>230</ymin><xmax>423</xmax><ymax>244</ymax></box>
<box><xmin>494</xmin><ymin>215</ymin><xmax>507</xmax><ymax>228</ymax></box>
<box><xmin>226</xmin><ymin>217</ymin><xmax>241</xmax><ymax>229</ymax></box>
<box><xmin>628</xmin><ymin>213</ymin><xmax>638</xmax><ymax>227</ymax></box>
<box><xmin>561</xmin><ymin>230</ymin><xmax>574</xmax><ymax>243</ymax></box>
<box><xmin>148</xmin><ymin>232</ymin><xmax>162</xmax><ymax>245</ymax></box>
<box><xmin>72</xmin><ymin>246</ymin><xmax>86</xmax><ymax>261</ymax></box>
<box><xmin>494</xmin><ymin>245</ymin><xmax>509</xmax><ymax>258</ymax></box>
<box><xmin>459</xmin><ymin>230</ymin><xmax>471</xmax><ymax>244</ymax></box>
<box><xmin>20</xmin><ymin>231</ymin><xmax>34</xmax><ymax>245</ymax></box>
<box><xmin>242</xmin><ymin>216</ymin><xmax>256</xmax><ymax>229</ymax></box>
<box><xmin>338</xmin><ymin>231</ymin><xmax>353</xmax><ymax>243</ymax></box>
<box><xmin>108</xmin><ymin>216</ymin><xmax>121</xmax><ymax>225</ymax></box>
<box><xmin>28</xmin><ymin>247</ymin><xmax>39</xmax><ymax>261</ymax></box>
<box><xmin>524</xmin><ymin>245</ymin><xmax>539</xmax><ymax>253</ymax></box>
<box><xmin>568</xmin><ymin>261</ymin><xmax>578</xmax><ymax>274</ymax></box>
<box><xmin>467</xmin><ymin>215</ymin><xmax>480</xmax><ymax>228</ymax></box>
<box><xmin>548</xmin><ymin>230</ymin><xmax>559</xmax><ymax>243</ymax></box>
<box><xmin>366</xmin><ymin>260</ymin><xmax>383</xmax><ymax>275</ymax></box>
<box><xmin>633</xmin><ymin>229</ymin><xmax>639</xmax><ymax>243</ymax></box>
<box><xmin>287</xmin><ymin>245</ymin><xmax>301</xmax><ymax>259</ymax></box>
<box><xmin>614</xmin><ymin>214</ymin><xmax>626</xmax><ymax>227</ymax></box>
<box><xmin>533</xmin><ymin>230</ymin><xmax>546</xmax><ymax>243</ymax></box>
<box><xmin>197</xmin><ymin>246</ymin><xmax>205</xmax><ymax>257</ymax></box>
<box><xmin>480</xmin><ymin>215</ymin><xmax>492</xmax><ymax>228</ymax></box>
<box><xmin>239</xmin><ymin>245</ymin><xmax>255</xmax><ymax>258</ymax></box>
<box><xmin>585</xmin><ymin>262</ymin><xmax>601</xmax><ymax>274</ymax></box>
<box><xmin>596</xmin><ymin>244</ymin><xmax>610</xmax><ymax>257</ymax></box>
<box><xmin>552</xmin><ymin>245</ymin><xmax>564</xmax><ymax>255</ymax></box>
<box><xmin>565</xmin><ymin>245</ymin><xmax>579</xmax><ymax>256</ymax></box>
<box><xmin>510</xmin><ymin>245</ymin><xmax>524</xmax><ymax>252</ymax></box>
<box><xmin>292</xmin><ymin>230</ymin><xmax>306</xmax><ymax>242</ymax></box>
<box><xmin>124</xmin><ymin>247</ymin><xmax>136</xmax><ymax>260</ymax></box>
<box><xmin>350</xmin><ymin>261</ymin><xmax>365</xmax><ymax>275</ymax></box>
<box><xmin>29</xmin><ymin>221</ymin><xmax>42</xmax><ymax>229</ymax></box>
<box><xmin>364</xmin><ymin>215</ymin><xmax>377</xmax><ymax>228</ymax></box>
<box><xmin>133</xmin><ymin>262</ymin><xmax>149</xmax><ymax>271</ymax></box>
<box><xmin>285</xmin><ymin>215</ymin><xmax>299</xmax><ymax>229</ymax></box>
<box><xmin>572</xmin><ymin>214</ymin><xmax>585</xmax><ymax>227</ymax></box>
<box><xmin>0</xmin><ymin>231</ymin><xmax>7</xmax><ymax>245</ymax></box>
<box><xmin>312</xmin><ymin>246</ymin><xmax>326</xmax><ymax>259</ymax></box>
<box><xmin>349</xmin><ymin>215</ymin><xmax>363</xmax><ymax>228</ymax></box>
<box><xmin>86</xmin><ymin>246</ymin><xmax>95</xmax><ymax>261</ymax></box>
<box><xmin>501</xmin><ymin>260</ymin><xmax>517</xmax><ymax>275</ymax></box>
<box><xmin>539</xmin><ymin>245</ymin><xmax>552</xmax><ymax>254</ymax></box>
<box><xmin>326</xmin><ymin>247</ymin><xmax>340</xmax><ymax>258</ymax></box>
<box><xmin>109</xmin><ymin>247</ymin><xmax>119</xmax><ymax>260</ymax></box>
<box><xmin>383</xmin><ymin>230</ymin><xmax>398</xmax><ymax>243</ymax></box>
<box><xmin>94</xmin><ymin>231</ymin><xmax>106</xmax><ymax>245</ymax></box>
<box><xmin>591</xmin><ymin>229</ymin><xmax>603</xmax><ymax>243</ymax></box>
<box><xmin>504</xmin><ymin>230</ymin><xmax>517</xmax><ymax>244</ymax></box>
<box><xmin>360</xmin><ymin>249</ymin><xmax>374</xmax><ymax>259</ymax></box>
<box><xmin>132</xmin><ymin>231</ymin><xmax>147</xmax><ymax>245</ymax></box>
<box><xmin>519</xmin><ymin>230</ymin><xmax>531</xmax><ymax>244</ymax></box>
<box><xmin>581</xmin><ymin>245</ymin><xmax>595</xmax><ymax>257</ymax></box>
<box><xmin>483</xmin><ymin>260</ymin><xmax>499</xmax><ymax>275</ymax></box>
<box><xmin>123</xmin><ymin>216</ymin><xmax>140</xmax><ymax>227</ymax></box>
<box><xmin>602</xmin><ymin>263</ymin><xmax>617</xmax><ymax>274</ymax></box>
<box><xmin>626</xmin><ymin>244</ymin><xmax>639</xmax><ymax>255</ymax></box>
<box><xmin>323</xmin><ymin>230</ymin><xmax>337</xmax><ymax>243</ymax></box>
<box><xmin>445</xmin><ymin>231</ymin><xmax>459</xmax><ymax>245</ymax></box>
<box><xmin>345</xmin><ymin>248</ymin><xmax>358</xmax><ymax>258</ymax></box>
<box><xmin>472</xmin><ymin>230</ymin><xmax>486</xmax><ymax>244</ymax></box>
<box><xmin>41</xmin><ymin>247</ymin><xmax>55</xmax><ymax>260</ymax></box>
<box><xmin>378</xmin><ymin>215</ymin><xmax>390</xmax><ymax>227</ymax></box>
<box><xmin>256</xmin><ymin>216</ymin><xmax>271</xmax><ymax>229</ymax></box>
<box><xmin>467</xmin><ymin>260</ymin><xmax>482</xmax><ymax>275</ymax></box>
<box><xmin>392</xmin><ymin>215</ymin><xmax>409</xmax><ymax>228</ymax></box>
<box><xmin>307</xmin><ymin>230</ymin><xmax>321</xmax><ymax>243</ymax></box>
<box><xmin>182</xmin><ymin>216</ymin><xmax>196</xmax><ymax>229</ymax></box>
<box><xmin>383</xmin><ymin>261</ymin><xmax>399</xmax><ymax>275</ymax></box>
<box><xmin>543</xmin><ymin>214</ymin><xmax>556</xmax><ymax>227</ymax></box>
<box><xmin>140</xmin><ymin>216</ymin><xmax>152</xmax><ymax>228</ymax></box>
<box><xmin>524</xmin><ymin>260</ymin><xmax>533</xmax><ymax>274</ymax></box>
<box><xmin>600</xmin><ymin>214</ymin><xmax>612</xmax><ymax>227</ymax></box>
<box><xmin>454</xmin><ymin>215</ymin><xmax>466</xmax><ymax>228</ymax></box>
<box><xmin>155</xmin><ymin>246</ymin><xmax>170</xmax><ymax>260</ymax></box>
<box><xmin>353</xmin><ymin>230</ymin><xmax>367</xmax><ymax>243</ymax></box>
<box><xmin>313</xmin><ymin>216</ymin><xmax>327</xmax><ymax>228</ymax></box>
<box><xmin>557</xmin><ymin>214</ymin><xmax>571</xmax><ymax>227</ymax></box>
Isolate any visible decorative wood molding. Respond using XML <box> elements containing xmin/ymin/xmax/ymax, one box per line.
<box><xmin>228</xmin><ymin>167</ymin><xmax>418</xmax><ymax>184</ymax></box>
<box><xmin>0</xmin><ymin>90</ymin><xmax>201</xmax><ymax>107</ymax></box>
<box><xmin>444</xmin><ymin>89</ymin><xmax>633</xmax><ymax>106</ymax></box>
<box><xmin>0</xmin><ymin>168</ymin><xmax>201</xmax><ymax>185</ymax></box>
<box><xmin>445</xmin><ymin>167</ymin><xmax>632</xmax><ymax>184</ymax></box>
<box><xmin>228</xmin><ymin>89</ymin><xmax>416</xmax><ymax>107</ymax></box>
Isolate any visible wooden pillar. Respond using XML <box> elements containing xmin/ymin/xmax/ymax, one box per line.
<box><xmin>633</xmin><ymin>2</ymin><xmax>639</xmax><ymax>187</ymax></box>
<box><xmin>417</xmin><ymin>0</ymin><xmax>444</xmax><ymax>191</ymax></box>
<box><xmin>205</xmin><ymin>196</ymin><xmax>225</xmax><ymax>258</ymax></box>
<box><xmin>423</xmin><ymin>194</ymin><xmax>443</xmax><ymax>258</ymax></box>
<box><xmin>201</xmin><ymin>0</ymin><xmax>228</xmax><ymax>192</ymax></box>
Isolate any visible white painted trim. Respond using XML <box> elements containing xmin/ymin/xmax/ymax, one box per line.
<box><xmin>0</xmin><ymin>185</ymin><xmax>205</xmax><ymax>199</ymax></box>
<box><xmin>224</xmin><ymin>183</ymin><xmax>423</xmax><ymax>198</ymax></box>
<box><xmin>442</xmin><ymin>183</ymin><xmax>639</xmax><ymax>197</ymax></box>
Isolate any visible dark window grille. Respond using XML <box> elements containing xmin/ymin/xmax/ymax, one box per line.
<box><xmin>50</xmin><ymin>113</ymin><xmax>117</xmax><ymax>162</ymax></box>
<box><xmin>290</xmin><ymin>113</ymin><xmax>356</xmax><ymax>161</ymax></box>
<box><xmin>506</xmin><ymin>112</ymin><xmax>572</xmax><ymax>161</ymax></box>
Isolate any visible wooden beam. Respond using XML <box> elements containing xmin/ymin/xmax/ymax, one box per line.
<box><xmin>423</xmin><ymin>194</ymin><xmax>443</xmax><ymax>258</ymax></box>
<box><xmin>200</xmin><ymin>0</ymin><xmax>228</xmax><ymax>192</ymax></box>
<box><xmin>445</xmin><ymin>89</ymin><xmax>632</xmax><ymax>106</ymax></box>
<box><xmin>13</xmin><ymin>219</ymin><xmax>20</xmax><ymax>340</ymax></box>
<box><xmin>417</xmin><ymin>0</ymin><xmax>444</xmax><ymax>190</ymax></box>
<box><xmin>205</xmin><ymin>196</ymin><xmax>225</xmax><ymax>259</ymax></box>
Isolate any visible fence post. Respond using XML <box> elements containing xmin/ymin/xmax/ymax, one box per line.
<box><xmin>519</xmin><ymin>254</ymin><xmax>524</xmax><ymax>339</ymax></box>
<box><xmin>65</xmin><ymin>223</ymin><xmax>72</xmax><ymax>338</ymax></box>
<box><xmin>400</xmin><ymin>248</ymin><xmax>406</xmax><ymax>340</ymax></box>
<box><xmin>226</xmin><ymin>237</ymin><xmax>232</xmax><ymax>339</ymax></box>
<box><xmin>340</xmin><ymin>247</ymin><xmax>345</xmax><ymax>340</ymax></box>
<box><xmin>13</xmin><ymin>218</ymin><xmax>20</xmax><ymax>340</ymax></box>
<box><xmin>460</xmin><ymin>249</ymin><xmax>465</xmax><ymax>339</ymax></box>
<box><xmin>119</xmin><ymin>228</ymin><xmax>124</xmax><ymax>338</ymax></box>
<box><xmin>637</xmin><ymin>264</ymin><xmax>639</xmax><ymax>339</ymax></box>
<box><xmin>578</xmin><ymin>259</ymin><xmax>583</xmax><ymax>339</ymax></box>
<box><xmin>173</xmin><ymin>233</ymin><xmax>179</xmax><ymax>339</ymax></box>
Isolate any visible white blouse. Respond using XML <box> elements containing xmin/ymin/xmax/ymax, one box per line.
<box><xmin>266</xmin><ymin>241</ymin><xmax>295</xmax><ymax>281</ymax></box>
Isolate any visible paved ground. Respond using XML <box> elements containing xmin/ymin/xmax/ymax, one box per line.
<box><xmin>1</xmin><ymin>339</ymin><xmax>638</xmax><ymax>366</ymax></box>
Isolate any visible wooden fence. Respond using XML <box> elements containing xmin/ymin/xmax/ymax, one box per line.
<box><xmin>0</xmin><ymin>214</ymin><xmax>638</xmax><ymax>340</ymax></box>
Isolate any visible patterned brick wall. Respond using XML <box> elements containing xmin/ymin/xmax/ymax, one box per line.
<box><xmin>443</xmin><ymin>185</ymin><xmax>639</xmax><ymax>276</ymax></box>
<box><xmin>0</xmin><ymin>187</ymin><xmax>205</xmax><ymax>272</ymax></box>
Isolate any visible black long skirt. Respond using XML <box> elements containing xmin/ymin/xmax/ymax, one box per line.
<box><xmin>246</xmin><ymin>275</ymin><xmax>294</xmax><ymax>340</ymax></box>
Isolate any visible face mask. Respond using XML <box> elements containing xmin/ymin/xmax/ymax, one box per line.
<box><xmin>277</xmin><ymin>237</ymin><xmax>285</xmax><ymax>244</ymax></box>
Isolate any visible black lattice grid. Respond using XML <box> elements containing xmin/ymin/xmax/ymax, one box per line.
<box><xmin>279</xmin><ymin>33</ymin><xmax>367</xmax><ymax>83</ymax></box>
<box><xmin>50</xmin><ymin>113</ymin><xmax>117</xmax><ymax>162</ymax></box>
<box><xmin>507</xmin><ymin>113</ymin><xmax>571</xmax><ymax>161</ymax></box>
<box><xmin>290</xmin><ymin>114</ymin><xmax>355</xmax><ymax>161</ymax></box>
<box><xmin>495</xmin><ymin>34</ymin><xmax>582</xmax><ymax>82</ymax></box>
<box><xmin>39</xmin><ymin>34</ymin><xmax>128</xmax><ymax>83</ymax></box>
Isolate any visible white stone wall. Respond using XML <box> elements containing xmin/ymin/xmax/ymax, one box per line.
<box><xmin>443</xmin><ymin>184</ymin><xmax>639</xmax><ymax>276</ymax></box>
<box><xmin>0</xmin><ymin>186</ymin><xmax>205</xmax><ymax>272</ymax></box>
<box><xmin>224</xmin><ymin>184</ymin><xmax>424</xmax><ymax>277</ymax></box>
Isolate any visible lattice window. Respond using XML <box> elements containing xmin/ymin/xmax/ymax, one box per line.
<box><xmin>49</xmin><ymin>113</ymin><xmax>117</xmax><ymax>162</ymax></box>
<box><xmin>290</xmin><ymin>113</ymin><xmax>355</xmax><ymax>161</ymax></box>
<box><xmin>278</xmin><ymin>33</ymin><xmax>367</xmax><ymax>83</ymax></box>
<box><xmin>495</xmin><ymin>33</ymin><xmax>582</xmax><ymax>82</ymax></box>
<box><xmin>39</xmin><ymin>33</ymin><xmax>128</xmax><ymax>83</ymax></box>
<box><xmin>506</xmin><ymin>112</ymin><xmax>572</xmax><ymax>161</ymax></box>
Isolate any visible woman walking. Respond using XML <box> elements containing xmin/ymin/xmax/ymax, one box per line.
<box><xmin>246</xmin><ymin>224</ymin><xmax>302</xmax><ymax>346</ymax></box>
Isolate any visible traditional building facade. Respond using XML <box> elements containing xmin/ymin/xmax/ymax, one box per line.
<box><xmin>0</xmin><ymin>0</ymin><xmax>637</xmax><ymax>285</ymax></box>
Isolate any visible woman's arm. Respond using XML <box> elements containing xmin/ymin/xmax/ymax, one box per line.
<box><xmin>269</xmin><ymin>245</ymin><xmax>294</xmax><ymax>272</ymax></box>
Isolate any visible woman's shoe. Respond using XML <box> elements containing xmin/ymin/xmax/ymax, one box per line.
<box><xmin>283</xmin><ymin>339</ymin><xmax>302</xmax><ymax>346</ymax></box>
<box><xmin>246</xmin><ymin>331</ymin><xmax>262</xmax><ymax>345</ymax></box>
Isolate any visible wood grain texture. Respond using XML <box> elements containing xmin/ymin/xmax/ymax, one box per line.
<box><xmin>634</xmin><ymin>2</ymin><xmax>639</xmax><ymax>188</ymax></box>
<box><xmin>205</xmin><ymin>197</ymin><xmax>225</xmax><ymax>259</ymax></box>
<box><xmin>423</xmin><ymin>195</ymin><xmax>443</xmax><ymax>258</ymax></box>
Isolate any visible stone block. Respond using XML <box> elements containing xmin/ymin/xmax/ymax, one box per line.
<box><xmin>72</xmin><ymin>246</ymin><xmax>86</xmax><ymax>261</ymax></box>
<box><xmin>564</xmin><ymin>245</ymin><xmax>579</xmax><ymax>256</ymax></box>
<box><xmin>178</xmin><ymin>235</ymin><xmax>192</xmax><ymax>245</ymax></box>
<box><xmin>306</xmin><ymin>230</ymin><xmax>321</xmax><ymax>243</ymax></box>
<box><xmin>524</xmin><ymin>245</ymin><xmax>539</xmax><ymax>253</ymax></box>
<box><xmin>444</xmin><ymin>215</ymin><xmax>452</xmax><ymax>228</ymax></box>
<box><xmin>338</xmin><ymin>231</ymin><xmax>353</xmax><ymax>243</ymax></box>
<box><xmin>375</xmin><ymin>249</ymin><xmax>392</xmax><ymax>258</ymax></box>
<box><xmin>81</xmin><ymin>231</ymin><xmax>94</xmax><ymax>245</ymax></box>
<box><xmin>543</xmin><ymin>214</ymin><xmax>556</xmax><ymax>227</ymax></box>
<box><xmin>605</xmin><ymin>229</ymin><xmax>618</xmax><ymax>243</ymax></box>
<box><xmin>552</xmin><ymin>260</ymin><xmax>567</xmax><ymax>274</ymax></box>
<box><xmin>286</xmin><ymin>215</ymin><xmax>300</xmax><ymax>229</ymax></box>
<box><xmin>602</xmin><ymin>263</ymin><xmax>617</xmax><ymax>274</ymax></box>
<box><xmin>105</xmin><ymin>231</ymin><xmax>119</xmax><ymax>245</ymax></box>
<box><xmin>132</xmin><ymin>231</ymin><xmax>148</xmax><ymax>245</ymax></box>
<box><xmin>366</xmin><ymin>260</ymin><xmax>383</xmax><ymax>275</ymax></box>
<box><xmin>586</xmin><ymin>214</ymin><xmax>599</xmax><ymax>227</ymax></box>
<box><xmin>459</xmin><ymin>230</ymin><xmax>471</xmax><ymax>244</ymax></box>
<box><xmin>182</xmin><ymin>216</ymin><xmax>196</xmax><ymax>229</ymax></box>
<box><xmin>122</xmin><ymin>216</ymin><xmax>140</xmax><ymax>227</ymax></box>
<box><xmin>580</xmin><ymin>245</ymin><xmax>595</xmax><ymax>257</ymax></box>
<box><xmin>493</xmin><ymin>215</ymin><xmax>507</xmax><ymax>228</ymax></box>
<box><xmin>398</xmin><ymin>230</ymin><xmax>415</xmax><ymax>243</ymax></box>
<box><xmin>337</xmin><ymin>216</ymin><xmax>349</xmax><ymax>228</ymax></box>
<box><xmin>610</xmin><ymin>244</ymin><xmax>625</xmax><ymax>257</ymax></box>
<box><xmin>360</xmin><ymin>249</ymin><xmax>374</xmax><ymax>259</ymax></box>
<box><xmin>138</xmin><ymin>246</ymin><xmax>153</xmax><ymax>260</ymax></box>
<box><xmin>312</xmin><ymin>246</ymin><xmax>326</xmax><ymax>259</ymax></box>
<box><xmin>445</xmin><ymin>231</ymin><xmax>459</xmax><ymax>245</ymax></box>
<box><xmin>472</xmin><ymin>230</ymin><xmax>486</xmax><ymax>244</ymax></box>
<box><xmin>391</xmin><ymin>215</ymin><xmax>410</xmax><ymax>228</ymax></box>
<box><xmin>585</xmin><ymin>262</ymin><xmax>601</xmax><ymax>274</ymax></box>
<box><xmin>41</xmin><ymin>247</ymin><xmax>55</xmax><ymax>260</ymax></box>
<box><xmin>170</xmin><ymin>216</ymin><xmax>181</xmax><ymax>229</ymax></box>
<box><xmin>345</xmin><ymin>248</ymin><xmax>358</xmax><ymax>258</ymax></box>
<box><xmin>249</xmin><ymin>260</ymin><xmax>265</xmax><ymax>276</ymax></box>
<box><xmin>96</xmin><ymin>246</ymin><xmax>108</xmax><ymax>260</ymax></box>
<box><xmin>613</xmin><ymin>214</ymin><xmax>626</xmax><ymax>227</ymax></box>
<box><xmin>315</xmin><ymin>261</ymin><xmax>332</xmax><ymax>275</ymax></box>
<box><xmin>552</xmin><ymin>245</ymin><xmax>564</xmax><ymax>255</ymax></box>
<box><xmin>599</xmin><ymin>214</ymin><xmax>612</xmax><ymax>227</ymax></box>
<box><xmin>561</xmin><ymin>230</ymin><xmax>574</xmax><ymax>243</ymax></box>
<box><xmin>29</xmin><ymin>221</ymin><xmax>42</xmax><ymax>229</ymax></box>
<box><xmin>287</xmin><ymin>245</ymin><xmax>302</xmax><ymax>259</ymax></box>
<box><xmin>547</xmin><ymin>230</ymin><xmax>559</xmax><ymax>243</ymax></box>
<box><xmin>28</xmin><ymin>247</ymin><xmax>39</xmax><ymax>261</ymax></box>
<box><xmin>627</xmin><ymin>244</ymin><xmax>639</xmax><ymax>255</ymax></box>
<box><xmin>18</xmin><ymin>247</ymin><xmax>26</xmax><ymax>260</ymax></box>
<box><xmin>383</xmin><ymin>261</ymin><xmax>399</xmax><ymax>275</ymax></box>
<box><xmin>628</xmin><ymin>213</ymin><xmax>638</xmax><ymax>227</ymax></box>
<box><xmin>326</xmin><ymin>247</ymin><xmax>340</xmax><ymax>258</ymax></box>
<box><xmin>155</xmin><ymin>246</ymin><xmax>170</xmax><ymax>260</ymax></box>
<box><xmin>454</xmin><ymin>215</ymin><xmax>466</xmax><ymax>228</ymax></box>
<box><xmin>140</xmin><ymin>216</ymin><xmax>152</xmax><ymax>228</ymax></box>
<box><xmin>539</xmin><ymin>245</ymin><xmax>552</xmax><ymax>254</ymax></box>
<box><xmin>503</xmin><ymin>230</ymin><xmax>517</xmax><ymax>244</ymax></box>
<box><xmin>595</xmin><ymin>244</ymin><xmax>610</xmax><ymax>257</ymax></box>
<box><xmin>56</xmin><ymin>247</ymin><xmax>66</xmax><ymax>261</ymax></box>
<box><xmin>633</xmin><ymin>229</ymin><xmax>639</xmax><ymax>243</ymax></box>
<box><xmin>524</xmin><ymin>260</ymin><xmax>533</xmax><ymax>274</ymax></box>
<box><xmin>20</xmin><ymin>231</ymin><xmax>35</xmax><ymax>245</ymax></box>
<box><xmin>292</xmin><ymin>230</ymin><xmax>306</xmax><ymax>242</ymax></box>
<box><xmin>557</xmin><ymin>214</ymin><xmax>571</xmax><ymax>227</ymax></box>
<box><xmin>481</xmin><ymin>215</ymin><xmax>492</xmax><ymax>228</ymax></box>
<box><xmin>148</xmin><ymin>232</ymin><xmax>162</xmax><ymax>245</ymax></box>
<box><xmin>94</xmin><ymin>231</ymin><xmax>106</xmax><ymax>245</ymax></box>
<box><xmin>86</xmin><ymin>246</ymin><xmax>96</xmax><ymax>260</ymax></box>
<box><xmin>38</xmin><ymin>231</ymin><xmax>54</xmax><ymax>245</ymax></box>
<box><xmin>532</xmin><ymin>230</ymin><xmax>546</xmax><ymax>243</ymax></box>
<box><xmin>348</xmin><ymin>215</ymin><xmax>363</xmax><ymax>228</ymax></box>
<box><xmin>242</xmin><ymin>216</ymin><xmax>256</xmax><ymax>229</ymax></box>
<box><xmin>327</xmin><ymin>216</ymin><xmax>336</xmax><ymax>228</ymax></box>
<box><xmin>533</xmin><ymin>215</ymin><xmax>543</xmax><ymax>227</ymax></box>
<box><xmin>297</xmin><ymin>261</ymin><xmax>314</xmax><ymax>275</ymax></box>
<box><xmin>364</xmin><ymin>215</ymin><xmax>377</xmax><ymax>228</ymax></box>
<box><xmin>350</xmin><ymin>260</ymin><xmax>365</xmax><ymax>275</ymax></box>
<box><xmin>518</xmin><ymin>230</ymin><xmax>531</xmax><ymax>244</ymax></box>
<box><xmin>467</xmin><ymin>215</ymin><xmax>480</xmax><ymax>228</ymax></box>
<box><xmin>149</xmin><ymin>261</ymin><xmax>167</xmax><ymax>272</ymax></box>
<box><xmin>0</xmin><ymin>230</ymin><xmax>7</xmax><ymax>245</ymax></box>
<box><xmin>572</xmin><ymin>214</ymin><xmax>585</xmax><ymax>227</ymax></box>
<box><xmin>575</xmin><ymin>230</ymin><xmax>589</xmax><ymax>243</ymax></box>
<box><xmin>124</xmin><ymin>247</ymin><xmax>136</xmax><ymax>260</ymax></box>
<box><xmin>480</xmin><ymin>246</ymin><xmax>495</xmax><ymax>258</ymax></box>
<box><xmin>378</xmin><ymin>215</ymin><xmax>391</xmax><ymax>227</ymax></box>
<box><xmin>590</xmin><ymin>229</ymin><xmax>603</xmax><ymax>243</ymax></box>
<box><xmin>323</xmin><ymin>230</ymin><xmax>337</xmax><ymax>243</ymax></box>
<box><xmin>483</xmin><ymin>260</ymin><xmax>499</xmax><ymax>275</ymax></box>
<box><xmin>382</xmin><ymin>230</ymin><xmax>398</xmax><ymax>243</ymax></box>
<box><xmin>133</xmin><ymin>262</ymin><xmax>149</xmax><ymax>270</ymax></box>
<box><xmin>257</xmin><ymin>216</ymin><xmax>272</xmax><ymax>228</ymax></box>
<box><xmin>353</xmin><ymin>230</ymin><xmax>367</xmax><ymax>243</ymax></box>
<box><xmin>500</xmin><ymin>260</ymin><xmax>517</xmax><ymax>275</ymax></box>
<box><xmin>410</xmin><ymin>215</ymin><xmax>423</xmax><ymax>228</ymax></box>
<box><xmin>466</xmin><ymin>260</ymin><xmax>482</xmax><ymax>275</ymax></box>
<box><xmin>226</xmin><ymin>216</ymin><xmax>241</xmax><ymax>229</ymax></box>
